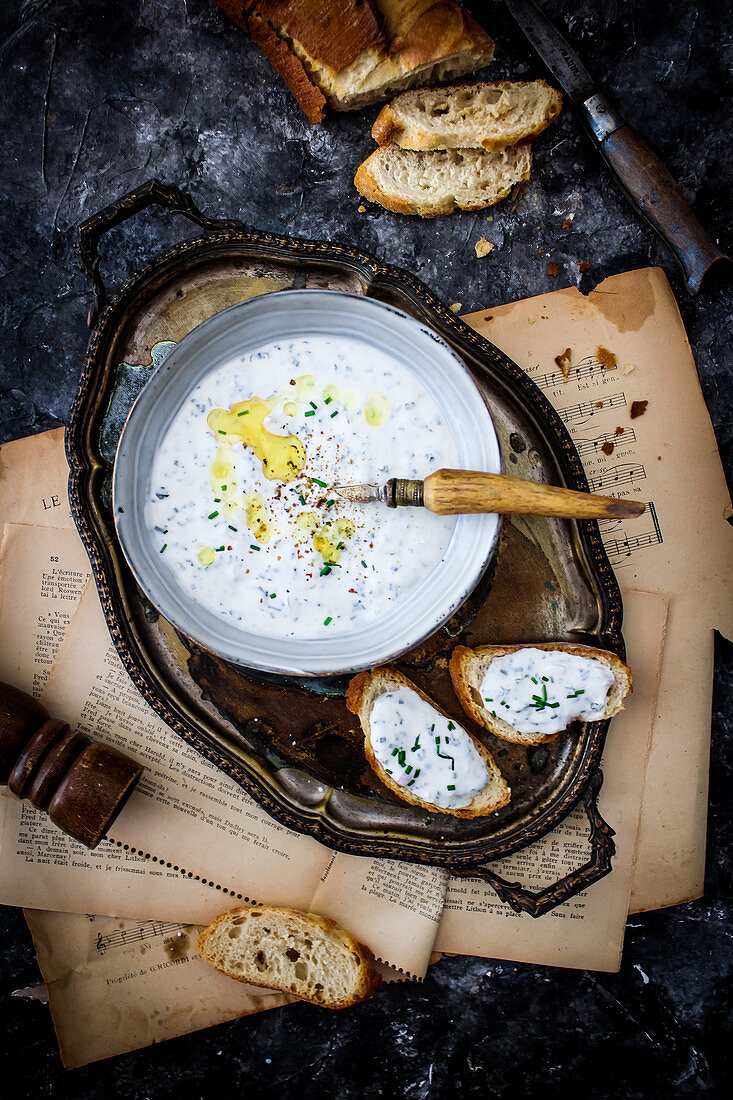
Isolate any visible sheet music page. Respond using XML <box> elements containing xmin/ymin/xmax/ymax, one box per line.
<box><xmin>23</xmin><ymin>908</ymin><xmax>293</xmax><ymax>1069</ymax></box>
<box><xmin>463</xmin><ymin>267</ymin><xmax>733</xmax><ymax>910</ymax></box>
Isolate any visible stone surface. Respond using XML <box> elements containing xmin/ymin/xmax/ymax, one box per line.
<box><xmin>0</xmin><ymin>0</ymin><xmax>731</xmax><ymax>1093</ymax></box>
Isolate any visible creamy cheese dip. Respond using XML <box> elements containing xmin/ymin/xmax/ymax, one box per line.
<box><xmin>480</xmin><ymin>648</ymin><xmax>615</xmax><ymax>736</ymax></box>
<box><xmin>146</xmin><ymin>335</ymin><xmax>461</xmax><ymax>639</ymax></box>
<box><xmin>369</xmin><ymin>688</ymin><xmax>490</xmax><ymax>809</ymax></box>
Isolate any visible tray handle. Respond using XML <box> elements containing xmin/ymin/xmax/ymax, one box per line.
<box><xmin>450</xmin><ymin>769</ymin><xmax>615</xmax><ymax>917</ymax></box>
<box><xmin>77</xmin><ymin>179</ymin><xmax>243</xmax><ymax>325</ymax></box>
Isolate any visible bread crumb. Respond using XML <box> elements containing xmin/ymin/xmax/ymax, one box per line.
<box><xmin>623</xmin><ymin>363</ymin><xmax>635</xmax><ymax>374</ymax></box>
<box><xmin>578</xmin><ymin>260</ymin><xmax>591</xmax><ymax>273</ymax></box>
<box><xmin>630</xmin><ymin>400</ymin><xmax>649</xmax><ymax>419</ymax></box>
<box><xmin>594</xmin><ymin>401</ymin><xmax>603</xmax><ymax>409</ymax></box>
<box><xmin>554</xmin><ymin>348</ymin><xmax>572</xmax><ymax>378</ymax></box>
<box><xmin>449</xmin><ymin>302</ymin><xmax>462</xmax><ymax>313</ymax></box>
<box><xmin>357</xmin><ymin>204</ymin><xmax>366</xmax><ymax>213</ymax></box>
<box><xmin>484</xmin><ymin>315</ymin><xmax>493</xmax><ymax>322</ymax></box>
<box><xmin>601</xmin><ymin>441</ymin><xmax>615</xmax><ymax>456</ymax></box>
<box><xmin>562</xmin><ymin>219</ymin><xmax>571</xmax><ymax>229</ymax></box>
<box><xmin>546</xmin><ymin>261</ymin><xmax>560</xmax><ymax>276</ymax></box>
<box><xmin>615</xmin><ymin>425</ymin><xmax>624</xmax><ymax>436</ymax></box>
<box><xmin>596</xmin><ymin>345</ymin><xmax>616</xmax><ymax>370</ymax></box>
<box><xmin>474</xmin><ymin>237</ymin><xmax>494</xmax><ymax>258</ymax></box>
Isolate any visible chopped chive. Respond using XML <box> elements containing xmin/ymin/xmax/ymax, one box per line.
<box><xmin>398</xmin><ymin>750</ymin><xmax>406</xmax><ymax>767</ymax></box>
<box><xmin>361</xmin><ymin>560</ymin><xmax>367</xmax><ymax>568</ymax></box>
<box><xmin>484</xmin><ymin>697</ymin><xmax>493</xmax><ymax>703</ymax></box>
<box><xmin>326</xmin><ymin>499</ymin><xmax>335</xmax><ymax>508</ymax></box>
<box><xmin>221</xmin><ymin>484</ymin><xmax>227</xmax><ymax>490</ymax></box>
<box><xmin>386</xmin><ymin>769</ymin><xmax>393</xmax><ymax>776</ymax></box>
<box><xmin>435</xmin><ymin>736</ymin><xmax>440</xmax><ymax>745</ymax></box>
<box><xmin>414</xmin><ymin>768</ymin><xmax>420</xmax><ymax>778</ymax></box>
<box><xmin>312</xmin><ymin>478</ymin><xmax>326</xmax><ymax>487</ymax></box>
<box><xmin>531</xmin><ymin>677</ymin><xmax>538</xmax><ymax>684</ymax></box>
<box><xmin>228</xmin><ymin>524</ymin><xmax>237</xmax><ymax>532</ymax></box>
<box><xmin>411</xmin><ymin>738</ymin><xmax>420</xmax><ymax>752</ymax></box>
<box><xmin>405</xmin><ymin>765</ymin><xmax>413</xmax><ymax>775</ymax></box>
<box><xmin>567</xmin><ymin>689</ymin><xmax>586</xmax><ymax>698</ymax></box>
<box><xmin>270</xmin><ymin>592</ymin><xmax>276</xmax><ymax>598</ymax></box>
<box><xmin>250</xmin><ymin>544</ymin><xmax>260</xmax><ymax>551</ymax></box>
<box><xmin>215</xmin><ymin>545</ymin><xmax>225</xmax><ymax>552</ymax></box>
<box><xmin>320</xmin><ymin>565</ymin><xmax>331</xmax><ymax>576</ymax></box>
<box><xmin>542</xmin><ymin>676</ymin><xmax>549</xmax><ymax>682</ymax></box>
<box><xmin>330</xmin><ymin>410</ymin><xmax>338</xmax><ymax>418</ymax></box>
<box><xmin>217</xmin><ymin>429</ymin><xmax>226</xmax><ymax>434</ymax></box>
<box><xmin>447</xmin><ymin>721</ymin><xmax>455</xmax><ymax>731</ymax></box>
<box><xmin>430</xmin><ymin>724</ymin><xmax>435</xmax><ymax>732</ymax></box>
<box><xmin>309</xmin><ymin>401</ymin><xmax>317</xmax><ymax>409</ymax></box>
<box><xmin>237</xmin><ymin>409</ymin><xmax>249</xmax><ymax>416</ymax></box>
<box><xmin>208</xmin><ymin>510</ymin><xmax>219</xmax><ymax>519</ymax></box>
<box><xmin>324</xmin><ymin>616</ymin><xmax>332</xmax><ymax>626</ymax></box>
<box><xmin>160</xmin><ymin>543</ymin><xmax>167</xmax><ymax>553</ymax></box>
<box><xmin>298</xmin><ymin>494</ymin><xmax>306</xmax><ymax>505</ymax></box>
<box><xmin>391</xmin><ymin>747</ymin><xmax>399</xmax><ymax>757</ymax></box>
<box><xmin>305</xmin><ymin>410</ymin><xmax>315</xmax><ymax>417</ymax></box>
<box><xmin>324</xmin><ymin>396</ymin><xmax>333</xmax><ymax>405</ymax></box>
<box><xmin>447</xmin><ymin>785</ymin><xmax>456</xmax><ymax>791</ymax></box>
<box><xmin>214</xmin><ymin>498</ymin><xmax>221</xmax><ymax>503</ymax></box>
<box><xmin>407</xmin><ymin>779</ymin><xmax>415</xmax><ymax>787</ymax></box>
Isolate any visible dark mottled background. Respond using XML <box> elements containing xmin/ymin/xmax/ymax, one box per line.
<box><xmin>0</xmin><ymin>0</ymin><xmax>731</xmax><ymax>1095</ymax></box>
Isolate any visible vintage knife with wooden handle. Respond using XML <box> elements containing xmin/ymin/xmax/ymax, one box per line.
<box><xmin>505</xmin><ymin>0</ymin><xmax>730</xmax><ymax>295</ymax></box>
<box><xmin>334</xmin><ymin>469</ymin><xmax>645</xmax><ymax>519</ymax></box>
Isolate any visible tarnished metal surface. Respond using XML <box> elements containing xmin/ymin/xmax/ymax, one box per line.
<box><xmin>67</xmin><ymin>183</ymin><xmax>624</xmax><ymax>901</ymax></box>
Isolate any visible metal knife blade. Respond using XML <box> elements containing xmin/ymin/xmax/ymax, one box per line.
<box><xmin>504</xmin><ymin>0</ymin><xmax>595</xmax><ymax>105</ymax></box>
<box><xmin>332</xmin><ymin>483</ymin><xmax>380</xmax><ymax>504</ymax></box>
<box><xmin>504</xmin><ymin>0</ymin><xmax>730</xmax><ymax>295</ymax></box>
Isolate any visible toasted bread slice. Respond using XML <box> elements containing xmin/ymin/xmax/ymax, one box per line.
<box><xmin>450</xmin><ymin>643</ymin><xmax>633</xmax><ymax>746</ymax></box>
<box><xmin>372</xmin><ymin>80</ymin><xmax>562</xmax><ymax>150</ymax></box>
<box><xmin>354</xmin><ymin>144</ymin><xmax>532</xmax><ymax>216</ymax></box>
<box><xmin>197</xmin><ymin>905</ymin><xmax>381</xmax><ymax>1009</ymax></box>
<box><xmin>346</xmin><ymin>667</ymin><xmax>510</xmax><ymax>817</ymax></box>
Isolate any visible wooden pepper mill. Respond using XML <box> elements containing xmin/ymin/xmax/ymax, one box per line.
<box><xmin>0</xmin><ymin>681</ymin><xmax>143</xmax><ymax>848</ymax></box>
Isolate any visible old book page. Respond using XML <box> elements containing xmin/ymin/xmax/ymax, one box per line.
<box><xmin>0</xmin><ymin>519</ymin><xmax>445</xmax><ymax>979</ymax></box>
<box><xmin>435</xmin><ymin>590</ymin><xmax>666</xmax><ymax>971</ymax></box>
<box><xmin>0</xmin><ymin>427</ymin><xmax>74</xmax><ymax>532</ymax></box>
<box><xmin>463</xmin><ymin>267</ymin><xmax>732</xmax><ymax>910</ymax></box>
<box><xmin>23</xmin><ymin>909</ymin><xmax>293</xmax><ymax>1069</ymax></box>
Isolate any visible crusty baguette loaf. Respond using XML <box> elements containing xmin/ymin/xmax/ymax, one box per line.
<box><xmin>372</xmin><ymin>80</ymin><xmax>562</xmax><ymax>149</ymax></box>
<box><xmin>354</xmin><ymin>143</ymin><xmax>532</xmax><ymax>215</ymax></box>
<box><xmin>216</xmin><ymin>1</ymin><xmax>494</xmax><ymax>122</ymax></box>
<box><xmin>197</xmin><ymin>905</ymin><xmax>382</xmax><ymax>1009</ymax></box>
<box><xmin>450</xmin><ymin>643</ymin><xmax>633</xmax><ymax>747</ymax></box>
<box><xmin>346</xmin><ymin>667</ymin><xmax>510</xmax><ymax>817</ymax></box>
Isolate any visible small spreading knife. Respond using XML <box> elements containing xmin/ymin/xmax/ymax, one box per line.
<box><xmin>333</xmin><ymin>469</ymin><xmax>645</xmax><ymax>519</ymax></box>
<box><xmin>505</xmin><ymin>0</ymin><xmax>730</xmax><ymax>295</ymax></box>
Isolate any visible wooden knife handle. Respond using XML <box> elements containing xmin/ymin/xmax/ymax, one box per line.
<box><xmin>422</xmin><ymin>469</ymin><xmax>645</xmax><ymax>519</ymax></box>
<box><xmin>596</xmin><ymin>122</ymin><xmax>730</xmax><ymax>296</ymax></box>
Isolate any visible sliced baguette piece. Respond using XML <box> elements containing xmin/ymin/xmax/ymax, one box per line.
<box><xmin>372</xmin><ymin>80</ymin><xmax>562</xmax><ymax>150</ymax></box>
<box><xmin>354</xmin><ymin>143</ymin><xmax>532</xmax><ymax>216</ymax></box>
<box><xmin>197</xmin><ymin>905</ymin><xmax>382</xmax><ymax>1009</ymax></box>
<box><xmin>346</xmin><ymin>667</ymin><xmax>511</xmax><ymax>818</ymax></box>
<box><xmin>450</xmin><ymin>643</ymin><xmax>633</xmax><ymax>747</ymax></box>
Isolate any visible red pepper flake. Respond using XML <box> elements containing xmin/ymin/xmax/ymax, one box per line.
<box><xmin>579</xmin><ymin>260</ymin><xmax>591</xmax><ymax>273</ymax></box>
<box><xmin>554</xmin><ymin>348</ymin><xmax>572</xmax><ymax>377</ymax></box>
<box><xmin>562</xmin><ymin>219</ymin><xmax>571</xmax><ymax>229</ymax></box>
<box><xmin>601</xmin><ymin>441</ymin><xmax>615</xmax><ymax>456</ymax></box>
<box><xmin>349</xmin><ymin>588</ymin><xmax>357</xmax><ymax>593</ymax></box>
<box><xmin>594</xmin><ymin>401</ymin><xmax>603</xmax><ymax>409</ymax></box>
<box><xmin>615</xmin><ymin>425</ymin><xmax>624</xmax><ymax>436</ymax></box>
<box><xmin>546</xmin><ymin>261</ymin><xmax>560</xmax><ymax>276</ymax></box>
<box><xmin>630</xmin><ymin>400</ymin><xmax>649</xmax><ymax>419</ymax></box>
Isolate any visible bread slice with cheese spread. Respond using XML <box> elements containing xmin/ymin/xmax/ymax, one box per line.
<box><xmin>354</xmin><ymin>143</ymin><xmax>532</xmax><ymax>216</ymax></box>
<box><xmin>346</xmin><ymin>667</ymin><xmax>510</xmax><ymax>817</ymax></box>
<box><xmin>197</xmin><ymin>905</ymin><xmax>382</xmax><ymax>1009</ymax></box>
<box><xmin>372</xmin><ymin>80</ymin><xmax>562</xmax><ymax>150</ymax></box>
<box><xmin>450</xmin><ymin>643</ymin><xmax>633</xmax><ymax>747</ymax></box>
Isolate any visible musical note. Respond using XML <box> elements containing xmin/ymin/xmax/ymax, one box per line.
<box><xmin>599</xmin><ymin>502</ymin><xmax>663</xmax><ymax>565</ymax></box>
<box><xmin>531</xmin><ymin>355</ymin><xmax>617</xmax><ymax>390</ymax></box>
<box><xmin>95</xmin><ymin>920</ymin><xmax>184</xmax><ymax>954</ymax></box>
<box><xmin>560</xmin><ymin>392</ymin><xmax>627</xmax><ymax>425</ymax></box>
<box><xmin>588</xmin><ymin>463</ymin><xmax>646</xmax><ymax>492</ymax></box>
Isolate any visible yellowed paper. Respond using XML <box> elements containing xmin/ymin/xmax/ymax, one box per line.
<box><xmin>435</xmin><ymin>590</ymin><xmax>666</xmax><ymax>971</ymax></box>
<box><xmin>0</xmin><ymin>427</ymin><xmax>74</xmax><ymax>532</ymax></box>
<box><xmin>23</xmin><ymin>909</ymin><xmax>293</xmax><ymax>1069</ymax></box>
<box><xmin>0</xmin><ymin>523</ymin><xmax>90</xmax><ymax>697</ymax></box>
<box><xmin>0</xmin><ymin>519</ymin><xmax>446</xmax><ymax>977</ymax></box>
<box><xmin>463</xmin><ymin>268</ymin><xmax>732</xmax><ymax>910</ymax></box>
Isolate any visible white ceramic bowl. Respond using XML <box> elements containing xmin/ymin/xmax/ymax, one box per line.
<box><xmin>113</xmin><ymin>290</ymin><xmax>502</xmax><ymax>676</ymax></box>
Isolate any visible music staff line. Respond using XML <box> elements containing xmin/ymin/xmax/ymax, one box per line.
<box><xmin>598</xmin><ymin>502</ymin><xmax>663</xmax><ymax>563</ymax></box>
<box><xmin>95</xmin><ymin>920</ymin><xmax>185</xmax><ymax>954</ymax></box>
<box><xmin>560</xmin><ymin>392</ymin><xmax>627</xmax><ymax>425</ymax></box>
<box><xmin>532</xmin><ymin>355</ymin><xmax>617</xmax><ymax>390</ymax></box>
<box><xmin>588</xmin><ymin>462</ymin><xmax>646</xmax><ymax>493</ymax></box>
<box><xmin>575</xmin><ymin>427</ymin><xmax>637</xmax><ymax>458</ymax></box>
